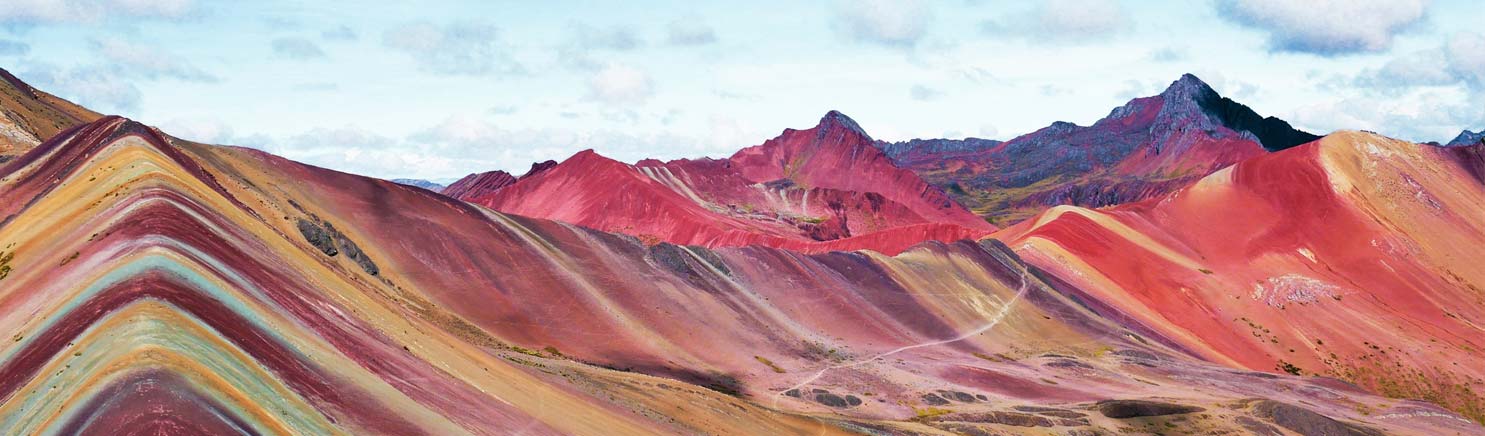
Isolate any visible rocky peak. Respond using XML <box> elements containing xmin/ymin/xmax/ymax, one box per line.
<box><xmin>815</xmin><ymin>110</ymin><xmax>871</xmax><ymax>142</ymax></box>
<box><xmin>1447</xmin><ymin>129</ymin><xmax>1484</xmax><ymax>147</ymax></box>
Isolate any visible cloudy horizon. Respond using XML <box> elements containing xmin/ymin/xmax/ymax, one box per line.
<box><xmin>2</xmin><ymin>0</ymin><xmax>1480</xmax><ymax>181</ymax></box>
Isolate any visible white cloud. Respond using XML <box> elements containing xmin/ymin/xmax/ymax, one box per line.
<box><xmin>159</xmin><ymin>117</ymin><xmax>235</xmax><ymax>144</ymax></box>
<box><xmin>382</xmin><ymin>21</ymin><xmax>524</xmax><ymax>76</ymax></box>
<box><xmin>981</xmin><ymin>0</ymin><xmax>1129</xmax><ymax>43</ymax></box>
<box><xmin>1214</xmin><ymin>0</ymin><xmax>1429</xmax><ymax>55</ymax></box>
<box><xmin>909</xmin><ymin>84</ymin><xmax>942</xmax><ymax>101</ymax></box>
<box><xmin>833</xmin><ymin>0</ymin><xmax>934</xmax><ymax>48</ymax></box>
<box><xmin>1288</xmin><ymin>90</ymin><xmax>1481</xmax><ymax>143</ymax></box>
<box><xmin>91</xmin><ymin>37</ymin><xmax>217</xmax><ymax>82</ymax></box>
<box><xmin>272</xmin><ymin>37</ymin><xmax>327</xmax><ymax>60</ymax></box>
<box><xmin>216</xmin><ymin>115</ymin><xmax>716</xmax><ymax>179</ymax></box>
<box><xmin>667</xmin><ymin>19</ymin><xmax>717</xmax><ymax>45</ymax></box>
<box><xmin>586</xmin><ymin>63</ymin><xmax>654</xmax><ymax>104</ymax></box>
<box><xmin>1446</xmin><ymin>32</ymin><xmax>1485</xmax><ymax>88</ymax></box>
<box><xmin>321</xmin><ymin>25</ymin><xmax>358</xmax><ymax>41</ymax></box>
<box><xmin>0</xmin><ymin>0</ymin><xmax>195</xmax><ymax>24</ymax></box>
<box><xmin>559</xmin><ymin>23</ymin><xmax>645</xmax><ymax>71</ymax></box>
<box><xmin>978</xmin><ymin>123</ymin><xmax>999</xmax><ymax>139</ymax></box>
<box><xmin>18</xmin><ymin>64</ymin><xmax>141</xmax><ymax>113</ymax></box>
<box><xmin>1351</xmin><ymin>32</ymin><xmax>1485</xmax><ymax>94</ymax></box>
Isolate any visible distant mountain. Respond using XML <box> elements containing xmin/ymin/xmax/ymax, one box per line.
<box><xmin>873</xmin><ymin>137</ymin><xmax>1002</xmax><ymax>167</ymax></box>
<box><xmin>877</xmin><ymin>74</ymin><xmax>1320</xmax><ymax>224</ymax></box>
<box><xmin>1447</xmin><ymin>129</ymin><xmax>1484</xmax><ymax>147</ymax></box>
<box><xmin>389</xmin><ymin>178</ymin><xmax>446</xmax><ymax>192</ymax></box>
<box><xmin>445</xmin><ymin>111</ymin><xmax>992</xmax><ymax>254</ymax></box>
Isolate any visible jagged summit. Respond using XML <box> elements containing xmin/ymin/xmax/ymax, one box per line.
<box><xmin>1448</xmin><ymin>129</ymin><xmax>1484</xmax><ymax>147</ymax></box>
<box><xmin>1156</xmin><ymin>73</ymin><xmax>1318</xmax><ymax>152</ymax></box>
<box><xmin>815</xmin><ymin>110</ymin><xmax>871</xmax><ymax>141</ymax></box>
<box><xmin>1159</xmin><ymin>73</ymin><xmax>1220</xmax><ymax>104</ymax></box>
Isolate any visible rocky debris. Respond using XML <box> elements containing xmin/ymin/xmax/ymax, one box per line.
<box><xmin>296</xmin><ymin>217</ymin><xmax>380</xmax><ymax>276</ymax></box>
<box><xmin>936</xmin><ymin>390</ymin><xmax>979</xmax><ymax>403</ymax></box>
<box><xmin>815</xmin><ymin>392</ymin><xmax>849</xmax><ymax>408</ymax></box>
<box><xmin>795</xmin><ymin>388</ymin><xmax>861</xmax><ymax>408</ymax></box>
<box><xmin>296</xmin><ymin>219</ymin><xmax>338</xmax><ymax>256</ymax></box>
<box><xmin>1250</xmin><ymin>400</ymin><xmax>1384</xmax><ymax>436</ymax></box>
<box><xmin>1112</xmin><ymin>349</ymin><xmax>1158</xmax><ymax>360</ymax></box>
<box><xmin>921</xmin><ymin>393</ymin><xmax>950</xmax><ymax>406</ymax></box>
<box><xmin>1096</xmin><ymin>399</ymin><xmax>1205</xmax><ymax>418</ymax></box>
<box><xmin>1045</xmin><ymin>359</ymin><xmax>1094</xmax><ymax>370</ymax></box>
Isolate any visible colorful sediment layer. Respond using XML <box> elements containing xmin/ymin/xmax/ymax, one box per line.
<box><xmin>1</xmin><ymin>115</ymin><xmax>1480</xmax><ymax>434</ymax></box>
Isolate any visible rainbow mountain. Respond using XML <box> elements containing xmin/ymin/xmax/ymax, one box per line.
<box><xmin>0</xmin><ymin>69</ymin><xmax>1483</xmax><ymax>435</ymax></box>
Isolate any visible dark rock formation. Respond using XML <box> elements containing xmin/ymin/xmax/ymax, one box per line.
<box><xmin>296</xmin><ymin>219</ymin><xmax>338</xmax><ymax>256</ymax></box>
<box><xmin>1095</xmin><ymin>399</ymin><xmax>1204</xmax><ymax>418</ymax></box>
<box><xmin>296</xmin><ymin>218</ymin><xmax>379</xmax><ymax>276</ymax></box>
<box><xmin>921</xmin><ymin>393</ymin><xmax>950</xmax><ymax>406</ymax></box>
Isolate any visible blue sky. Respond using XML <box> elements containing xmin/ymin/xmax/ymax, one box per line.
<box><xmin>1</xmin><ymin>0</ymin><xmax>1480</xmax><ymax>181</ymax></box>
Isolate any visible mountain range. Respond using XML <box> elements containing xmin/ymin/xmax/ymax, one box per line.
<box><xmin>2</xmin><ymin>66</ymin><xmax>1483</xmax><ymax>435</ymax></box>
<box><xmin>875</xmin><ymin>74</ymin><xmax>1319</xmax><ymax>224</ymax></box>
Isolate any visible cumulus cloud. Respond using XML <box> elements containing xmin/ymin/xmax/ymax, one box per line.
<box><xmin>321</xmin><ymin>25</ymin><xmax>357</xmax><ymax>41</ymax></box>
<box><xmin>159</xmin><ymin>117</ymin><xmax>236</xmax><ymax>144</ymax></box>
<box><xmin>382</xmin><ymin>21</ymin><xmax>525</xmax><ymax>76</ymax></box>
<box><xmin>833</xmin><ymin>0</ymin><xmax>934</xmax><ymax>48</ymax></box>
<box><xmin>91</xmin><ymin>37</ymin><xmax>217</xmax><ymax>82</ymax></box>
<box><xmin>1446</xmin><ymin>32</ymin><xmax>1485</xmax><ymax>88</ymax></box>
<box><xmin>272</xmin><ymin>37</ymin><xmax>327</xmax><ymax>60</ymax></box>
<box><xmin>981</xmin><ymin>0</ymin><xmax>1129</xmax><ymax>43</ymax></box>
<box><xmin>1288</xmin><ymin>92</ymin><xmax>1480</xmax><ymax>142</ymax></box>
<box><xmin>559</xmin><ymin>23</ymin><xmax>645</xmax><ymax>71</ymax></box>
<box><xmin>218</xmin><ymin>115</ymin><xmax>714</xmax><ymax>179</ymax></box>
<box><xmin>1213</xmin><ymin>0</ymin><xmax>1429</xmax><ymax>56</ymax></box>
<box><xmin>1148</xmin><ymin>47</ymin><xmax>1186</xmax><ymax>62</ymax></box>
<box><xmin>0</xmin><ymin>0</ymin><xmax>195</xmax><ymax>24</ymax></box>
<box><xmin>1352</xmin><ymin>32</ymin><xmax>1485</xmax><ymax>93</ymax></box>
<box><xmin>0</xmin><ymin>39</ymin><xmax>30</xmax><ymax>56</ymax></box>
<box><xmin>586</xmin><ymin>63</ymin><xmax>654</xmax><ymax>104</ymax></box>
<box><xmin>909</xmin><ymin>84</ymin><xmax>942</xmax><ymax>101</ymax></box>
<box><xmin>15</xmin><ymin>38</ymin><xmax>213</xmax><ymax>114</ymax></box>
<box><xmin>18</xmin><ymin>64</ymin><xmax>142</xmax><ymax>112</ymax></box>
<box><xmin>667</xmin><ymin>19</ymin><xmax>717</xmax><ymax>45</ymax></box>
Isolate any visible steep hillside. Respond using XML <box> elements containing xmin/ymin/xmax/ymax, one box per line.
<box><xmin>997</xmin><ymin>132</ymin><xmax>1485</xmax><ymax>424</ymax></box>
<box><xmin>879</xmin><ymin>74</ymin><xmax>1319</xmax><ymax>224</ymax></box>
<box><xmin>0</xmin><ymin>67</ymin><xmax>101</xmax><ymax>160</ymax></box>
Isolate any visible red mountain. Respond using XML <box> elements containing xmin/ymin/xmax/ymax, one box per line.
<box><xmin>996</xmin><ymin>132</ymin><xmax>1485</xmax><ymax>423</ymax></box>
<box><xmin>876</xmin><ymin>74</ymin><xmax>1320</xmax><ymax>224</ymax></box>
<box><xmin>445</xmin><ymin>111</ymin><xmax>993</xmax><ymax>254</ymax></box>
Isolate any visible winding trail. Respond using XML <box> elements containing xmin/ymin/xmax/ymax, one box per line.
<box><xmin>772</xmin><ymin>266</ymin><xmax>1031</xmax><ymax>408</ymax></box>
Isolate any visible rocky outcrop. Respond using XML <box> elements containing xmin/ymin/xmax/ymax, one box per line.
<box><xmin>1095</xmin><ymin>399</ymin><xmax>1204</xmax><ymax>418</ymax></box>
